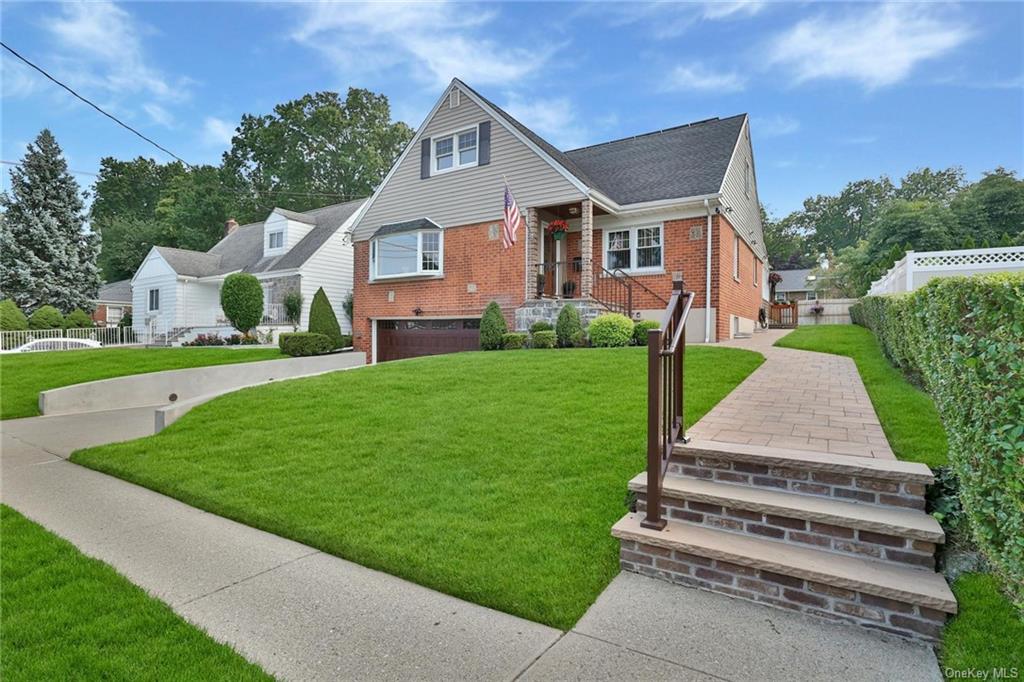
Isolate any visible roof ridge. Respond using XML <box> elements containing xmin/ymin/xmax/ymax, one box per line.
<box><xmin>563</xmin><ymin>113</ymin><xmax>748</xmax><ymax>154</ymax></box>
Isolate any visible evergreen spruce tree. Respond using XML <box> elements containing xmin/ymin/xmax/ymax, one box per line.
<box><xmin>0</xmin><ymin>130</ymin><xmax>100</xmax><ymax>313</ymax></box>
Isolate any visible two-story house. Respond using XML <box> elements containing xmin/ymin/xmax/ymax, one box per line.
<box><xmin>349</xmin><ymin>79</ymin><xmax>768</xmax><ymax>363</ymax></box>
<box><xmin>131</xmin><ymin>198</ymin><xmax>364</xmax><ymax>340</ymax></box>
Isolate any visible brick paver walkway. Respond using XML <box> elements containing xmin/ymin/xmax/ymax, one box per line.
<box><xmin>690</xmin><ymin>329</ymin><xmax>894</xmax><ymax>459</ymax></box>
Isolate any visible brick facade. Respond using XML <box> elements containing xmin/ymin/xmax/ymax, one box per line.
<box><xmin>715</xmin><ymin>215</ymin><xmax>763</xmax><ymax>340</ymax></box>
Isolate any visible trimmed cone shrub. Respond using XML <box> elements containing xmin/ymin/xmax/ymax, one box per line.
<box><xmin>283</xmin><ymin>290</ymin><xmax>303</xmax><ymax>329</ymax></box>
<box><xmin>28</xmin><ymin>305</ymin><xmax>64</xmax><ymax>330</ymax></box>
<box><xmin>480</xmin><ymin>301</ymin><xmax>507</xmax><ymax>350</ymax></box>
<box><xmin>532</xmin><ymin>330</ymin><xmax>556</xmax><ymax>348</ymax></box>
<box><xmin>63</xmin><ymin>309</ymin><xmax>95</xmax><ymax>328</ymax></box>
<box><xmin>308</xmin><ymin>287</ymin><xmax>344</xmax><ymax>349</ymax></box>
<box><xmin>279</xmin><ymin>332</ymin><xmax>333</xmax><ymax>357</ymax></box>
<box><xmin>529</xmin><ymin>320</ymin><xmax>553</xmax><ymax>334</ymax></box>
<box><xmin>502</xmin><ymin>332</ymin><xmax>528</xmax><ymax>350</ymax></box>
<box><xmin>588</xmin><ymin>313</ymin><xmax>634</xmax><ymax>347</ymax></box>
<box><xmin>633</xmin><ymin>320</ymin><xmax>660</xmax><ymax>346</ymax></box>
<box><xmin>220</xmin><ymin>273</ymin><xmax>263</xmax><ymax>335</ymax></box>
<box><xmin>555</xmin><ymin>304</ymin><xmax>583</xmax><ymax>348</ymax></box>
<box><xmin>854</xmin><ymin>274</ymin><xmax>1024</xmax><ymax>609</ymax></box>
<box><xmin>0</xmin><ymin>300</ymin><xmax>28</xmax><ymax>331</ymax></box>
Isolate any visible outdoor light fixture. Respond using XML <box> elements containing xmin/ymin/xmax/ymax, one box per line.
<box><xmin>568</xmin><ymin>206</ymin><xmax>580</xmax><ymax>216</ymax></box>
<box><xmin>413</xmin><ymin>306</ymin><xmax>423</xmax><ymax>316</ymax></box>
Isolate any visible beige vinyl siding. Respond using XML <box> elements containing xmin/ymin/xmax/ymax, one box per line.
<box><xmin>299</xmin><ymin>227</ymin><xmax>355</xmax><ymax>334</ymax></box>
<box><xmin>719</xmin><ymin>117</ymin><xmax>767</xmax><ymax>262</ymax></box>
<box><xmin>353</xmin><ymin>88</ymin><xmax>584</xmax><ymax>241</ymax></box>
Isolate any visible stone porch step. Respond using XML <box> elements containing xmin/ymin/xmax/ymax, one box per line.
<box><xmin>672</xmin><ymin>439</ymin><xmax>933</xmax><ymax>510</ymax></box>
<box><xmin>612</xmin><ymin>514</ymin><xmax>956</xmax><ymax>641</ymax></box>
<box><xmin>628</xmin><ymin>474</ymin><xmax>944</xmax><ymax>543</ymax></box>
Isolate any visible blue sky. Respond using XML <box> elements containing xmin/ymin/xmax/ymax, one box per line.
<box><xmin>2</xmin><ymin>1</ymin><xmax>1021</xmax><ymax>216</ymax></box>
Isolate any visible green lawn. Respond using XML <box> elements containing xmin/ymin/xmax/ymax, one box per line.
<box><xmin>0</xmin><ymin>505</ymin><xmax>269</xmax><ymax>681</ymax></box>
<box><xmin>775</xmin><ymin>325</ymin><xmax>948</xmax><ymax>468</ymax></box>
<box><xmin>0</xmin><ymin>347</ymin><xmax>283</xmax><ymax>420</ymax></box>
<box><xmin>941</xmin><ymin>573</ymin><xmax>1024</xmax><ymax>674</ymax></box>
<box><xmin>73</xmin><ymin>346</ymin><xmax>762</xmax><ymax>629</ymax></box>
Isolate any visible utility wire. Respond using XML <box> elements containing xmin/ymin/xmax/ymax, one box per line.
<box><xmin>1</xmin><ymin>159</ymin><xmax>99</xmax><ymax>178</ymax></box>
<box><xmin>2</xmin><ymin>41</ymin><xmax>193</xmax><ymax>167</ymax></box>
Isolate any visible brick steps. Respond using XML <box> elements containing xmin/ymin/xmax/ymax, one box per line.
<box><xmin>630</xmin><ymin>474</ymin><xmax>942</xmax><ymax>569</ymax></box>
<box><xmin>671</xmin><ymin>439</ymin><xmax>933</xmax><ymax>510</ymax></box>
<box><xmin>613</xmin><ymin>514</ymin><xmax>956</xmax><ymax>642</ymax></box>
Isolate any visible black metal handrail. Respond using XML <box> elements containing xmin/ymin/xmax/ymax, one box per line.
<box><xmin>593</xmin><ymin>267</ymin><xmax>633</xmax><ymax>316</ymax></box>
<box><xmin>642</xmin><ymin>279</ymin><xmax>695</xmax><ymax>530</ymax></box>
<box><xmin>612</xmin><ymin>268</ymin><xmax>669</xmax><ymax>308</ymax></box>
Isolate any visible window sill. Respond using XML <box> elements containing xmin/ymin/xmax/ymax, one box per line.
<box><xmin>370</xmin><ymin>273</ymin><xmax>444</xmax><ymax>284</ymax></box>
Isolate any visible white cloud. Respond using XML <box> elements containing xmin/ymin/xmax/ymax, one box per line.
<box><xmin>594</xmin><ymin>2</ymin><xmax>765</xmax><ymax>39</ymax></box>
<box><xmin>501</xmin><ymin>94</ymin><xmax>591</xmax><ymax>150</ymax></box>
<box><xmin>753</xmin><ymin>115</ymin><xmax>800</xmax><ymax>137</ymax></box>
<box><xmin>142</xmin><ymin>103</ymin><xmax>174</xmax><ymax>128</ymax></box>
<box><xmin>841</xmin><ymin>134</ymin><xmax>879</xmax><ymax>146</ymax></box>
<box><xmin>290</xmin><ymin>3</ymin><xmax>550</xmax><ymax>89</ymax></box>
<box><xmin>1</xmin><ymin>53</ymin><xmax>42</xmax><ymax>99</ymax></box>
<box><xmin>201</xmin><ymin>117</ymin><xmax>235</xmax><ymax>148</ymax></box>
<box><xmin>767</xmin><ymin>4</ymin><xmax>972</xmax><ymax>89</ymax></box>
<box><xmin>43</xmin><ymin>2</ymin><xmax>190</xmax><ymax>103</ymax></box>
<box><xmin>662</xmin><ymin>64</ymin><xmax>747</xmax><ymax>93</ymax></box>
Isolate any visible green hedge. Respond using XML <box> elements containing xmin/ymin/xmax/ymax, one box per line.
<box><xmin>555</xmin><ymin>304</ymin><xmax>583</xmax><ymax>348</ymax></box>
<box><xmin>632</xmin><ymin>320</ymin><xmax>660</xmax><ymax>346</ymax></box>
<box><xmin>28</xmin><ymin>305</ymin><xmax>64</xmax><ymax>330</ymax></box>
<box><xmin>63</xmin><ymin>309</ymin><xmax>95</xmax><ymax>329</ymax></box>
<box><xmin>532</xmin><ymin>330</ymin><xmax>556</xmax><ymax>348</ymax></box>
<box><xmin>480</xmin><ymin>301</ymin><xmax>506</xmax><ymax>350</ymax></box>
<box><xmin>853</xmin><ymin>274</ymin><xmax>1024</xmax><ymax>609</ymax></box>
<box><xmin>279</xmin><ymin>332</ymin><xmax>333</xmax><ymax>357</ymax></box>
<box><xmin>588</xmin><ymin>313</ymin><xmax>634</xmax><ymax>347</ymax></box>
<box><xmin>502</xmin><ymin>332</ymin><xmax>528</xmax><ymax>350</ymax></box>
<box><xmin>0</xmin><ymin>300</ymin><xmax>28</xmax><ymax>331</ymax></box>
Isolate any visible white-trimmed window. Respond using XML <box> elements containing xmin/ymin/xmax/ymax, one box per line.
<box><xmin>806</xmin><ymin>290</ymin><xmax>818</xmax><ymax>301</ymax></box>
<box><xmin>433</xmin><ymin>127</ymin><xmax>478</xmax><ymax>173</ymax></box>
<box><xmin>372</xmin><ymin>230</ymin><xmax>444</xmax><ymax>279</ymax></box>
<box><xmin>148</xmin><ymin>289</ymin><xmax>160</xmax><ymax>311</ymax></box>
<box><xmin>268</xmin><ymin>230</ymin><xmax>284</xmax><ymax>250</ymax></box>
<box><xmin>603</xmin><ymin>224</ymin><xmax>663</xmax><ymax>272</ymax></box>
<box><xmin>732</xmin><ymin>235</ymin><xmax>740</xmax><ymax>279</ymax></box>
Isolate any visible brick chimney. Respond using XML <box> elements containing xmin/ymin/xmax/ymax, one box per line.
<box><xmin>224</xmin><ymin>218</ymin><xmax>239</xmax><ymax>237</ymax></box>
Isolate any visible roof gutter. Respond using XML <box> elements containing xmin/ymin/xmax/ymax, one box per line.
<box><xmin>592</xmin><ymin>191</ymin><xmax>722</xmax><ymax>216</ymax></box>
<box><xmin>704</xmin><ymin>198</ymin><xmax>713</xmax><ymax>344</ymax></box>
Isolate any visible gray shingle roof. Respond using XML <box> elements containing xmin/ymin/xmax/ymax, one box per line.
<box><xmin>373</xmin><ymin>217</ymin><xmax>443</xmax><ymax>238</ymax></box>
<box><xmin>776</xmin><ymin>268</ymin><xmax>814</xmax><ymax>293</ymax></box>
<box><xmin>96</xmin><ymin>279</ymin><xmax>132</xmax><ymax>303</ymax></box>
<box><xmin>456</xmin><ymin>78</ymin><xmax>744</xmax><ymax>206</ymax></box>
<box><xmin>564</xmin><ymin>115</ymin><xmax>746</xmax><ymax>205</ymax></box>
<box><xmin>157</xmin><ymin>198</ymin><xmax>365</xmax><ymax>278</ymax></box>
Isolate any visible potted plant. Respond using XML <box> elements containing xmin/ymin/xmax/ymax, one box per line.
<box><xmin>546</xmin><ymin>219</ymin><xmax>569</xmax><ymax>240</ymax></box>
<box><xmin>562</xmin><ymin>280</ymin><xmax>577</xmax><ymax>298</ymax></box>
<box><xmin>810</xmin><ymin>301</ymin><xmax>825</xmax><ymax>323</ymax></box>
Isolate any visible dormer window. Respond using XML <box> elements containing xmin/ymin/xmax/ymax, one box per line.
<box><xmin>433</xmin><ymin>127</ymin><xmax>478</xmax><ymax>173</ymax></box>
<box><xmin>268</xmin><ymin>231</ymin><xmax>284</xmax><ymax>250</ymax></box>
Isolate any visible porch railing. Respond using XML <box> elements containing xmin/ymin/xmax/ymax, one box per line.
<box><xmin>643</xmin><ymin>279</ymin><xmax>695</xmax><ymax>530</ymax></box>
<box><xmin>769</xmin><ymin>302</ymin><xmax>799</xmax><ymax>328</ymax></box>
<box><xmin>535</xmin><ymin>260</ymin><xmax>582</xmax><ymax>299</ymax></box>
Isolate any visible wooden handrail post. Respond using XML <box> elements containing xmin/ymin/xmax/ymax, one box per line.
<box><xmin>643</xmin><ymin>327</ymin><xmax>667</xmax><ymax>530</ymax></box>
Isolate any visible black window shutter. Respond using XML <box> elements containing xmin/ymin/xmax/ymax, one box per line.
<box><xmin>478</xmin><ymin>122</ymin><xmax>491</xmax><ymax>166</ymax></box>
<box><xmin>420</xmin><ymin>138</ymin><xmax>431</xmax><ymax>179</ymax></box>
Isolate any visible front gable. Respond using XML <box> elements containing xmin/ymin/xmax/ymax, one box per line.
<box><xmin>719</xmin><ymin>116</ymin><xmax>767</xmax><ymax>262</ymax></box>
<box><xmin>131</xmin><ymin>247</ymin><xmax>176</xmax><ymax>283</ymax></box>
<box><xmin>351</xmin><ymin>82</ymin><xmax>585</xmax><ymax>242</ymax></box>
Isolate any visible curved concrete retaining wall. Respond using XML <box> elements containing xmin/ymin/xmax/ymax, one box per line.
<box><xmin>39</xmin><ymin>352</ymin><xmax>366</xmax><ymax>416</ymax></box>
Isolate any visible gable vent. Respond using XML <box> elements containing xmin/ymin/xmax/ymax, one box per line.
<box><xmin>448</xmin><ymin>88</ymin><xmax>461</xmax><ymax>109</ymax></box>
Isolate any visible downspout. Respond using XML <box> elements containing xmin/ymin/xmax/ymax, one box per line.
<box><xmin>704</xmin><ymin>199</ymin><xmax>713</xmax><ymax>343</ymax></box>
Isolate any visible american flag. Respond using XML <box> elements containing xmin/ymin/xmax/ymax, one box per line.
<box><xmin>502</xmin><ymin>183</ymin><xmax>520</xmax><ymax>249</ymax></box>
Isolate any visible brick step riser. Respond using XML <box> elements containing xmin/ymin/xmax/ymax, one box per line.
<box><xmin>669</xmin><ymin>454</ymin><xmax>926</xmax><ymax>510</ymax></box>
<box><xmin>620</xmin><ymin>539</ymin><xmax>946</xmax><ymax>643</ymax></box>
<box><xmin>635</xmin><ymin>493</ymin><xmax>935</xmax><ymax>570</ymax></box>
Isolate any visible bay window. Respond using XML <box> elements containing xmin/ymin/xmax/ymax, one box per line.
<box><xmin>604</xmin><ymin>224</ymin><xmax>663</xmax><ymax>272</ymax></box>
<box><xmin>433</xmin><ymin>127</ymin><xmax>478</xmax><ymax>173</ymax></box>
<box><xmin>372</xmin><ymin>230</ymin><xmax>443</xmax><ymax>279</ymax></box>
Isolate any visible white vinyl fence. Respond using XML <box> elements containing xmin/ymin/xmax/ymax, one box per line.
<box><xmin>0</xmin><ymin>326</ymin><xmax>143</xmax><ymax>351</ymax></box>
<box><xmin>797</xmin><ymin>298</ymin><xmax>857</xmax><ymax>326</ymax></box>
<box><xmin>868</xmin><ymin>246</ymin><xmax>1024</xmax><ymax>296</ymax></box>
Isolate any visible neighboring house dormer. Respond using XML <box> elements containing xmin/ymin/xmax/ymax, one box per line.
<box><xmin>263</xmin><ymin>208</ymin><xmax>317</xmax><ymax>258</ymax></box>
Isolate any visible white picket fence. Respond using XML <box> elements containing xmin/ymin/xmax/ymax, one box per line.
<box><xmin>868</xmin><ymin>245</ymin><xmax>1024</xmax><ymax>296</ymax></box>
<box><xmin>0</xmin><ymin>326</ymin><xmax>142</xmax><ymax>351</ymax></box>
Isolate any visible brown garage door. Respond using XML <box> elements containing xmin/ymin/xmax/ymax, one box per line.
<box><xmin>377</xmin><ymin>319</ymin><xmax>481</xmax><ymax>362</ymax></box>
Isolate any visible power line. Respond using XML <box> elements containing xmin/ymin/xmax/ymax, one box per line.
<box><xmin>1</xmin><ymin>41</ymin><xmax>193</xmax><ymax>167</ymax></box>
<box><xmin>1</xmin><ymin>159</ymin><xmax>99</xmax><ymax>178</ymax></box>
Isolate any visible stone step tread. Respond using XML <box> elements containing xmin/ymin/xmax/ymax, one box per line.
<box><xmin>629</xmin><ymin>474</ymin><xmax>944</xmax><ymax>542</ymax></box>
<box><xmin>677</xmin><ymin>439</ymin><xmax>933</xmax><ymax>484</ymax></box>
<box><xmin>612</xmin><ymin>513</ymin><xmax>956</xmax><ymax>613</ymax></box>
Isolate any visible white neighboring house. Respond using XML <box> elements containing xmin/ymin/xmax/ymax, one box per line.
<box><xmin>131</xmin><ymin>199</ymin><xmax>364</xmax><ymax>340</ymax></box>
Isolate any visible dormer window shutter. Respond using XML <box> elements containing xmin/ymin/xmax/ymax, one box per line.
<box><xmin>478</xmin><ymin>122</ymin><xmax>491</xmax><ymax>166</ymax></box>
<box><xmin>420</xmin><ymin>138</ymin><xmax>431</xmax><ymax>179</ymax></box>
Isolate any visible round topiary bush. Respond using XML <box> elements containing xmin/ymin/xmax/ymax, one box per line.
<box><xmin>531</xmin><ymin>330</ymin><xmax>556</xmax><ymax>348</ymax></box>
<box><xmin>529</xmin><ymin>320</ymin><xmax>553</xmax><ymax>335</ymax></box>
<box><xmin>28</xmin><ymin>305</ymin><xmax>64</xmax><ymax>330</ymax></box>
<box><xmin>588</xmin><ymin>313</ymin><xmax>634</xmax><ymax>347</ymax></box>
<box><xmin>632</xmin><ymin>320</ymin><xmax>660</xmax><ymax>346</ymax></box>
<box><xmin>220</xmin><ymin>273</ymin><xmax>264</xmax><ymax>335</ymax></box>
<box><xmin>555</xmin><ymin>304</ymin><xmax>583</xmax><ymax>348</ymax></box>
<box><xmin>63</xmin><ymin>308</ymin><xmax>95</xmax><ymax>328</ymax></box>
<box><xmin>308</xmin><ymin>287</ymin><xmax>344</xmax><ymax>349</ymax></box>
<box><xmin>279</xmin><ymin>332</ymin><xmax>333</xmax><ymax>357</ymax></box>
<box><xmin>480</xmin><ymin>301</ymin><xmax>507</xmax><ymax>350</ymax></box>
<box><xmin>0</xmin><ymin>300</ymin><xmax>28</xmax><ymax>331</ymax></box>
<box><xmin>502</xmin><ymin>332</ymin><xmax>528</xmax><ymax>350</ymax></box>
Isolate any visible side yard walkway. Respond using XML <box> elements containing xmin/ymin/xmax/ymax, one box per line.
<box><xmin>693</xmin><ymin>329</ymin><xmax>894</xmax><ymax>459</ymax></box>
